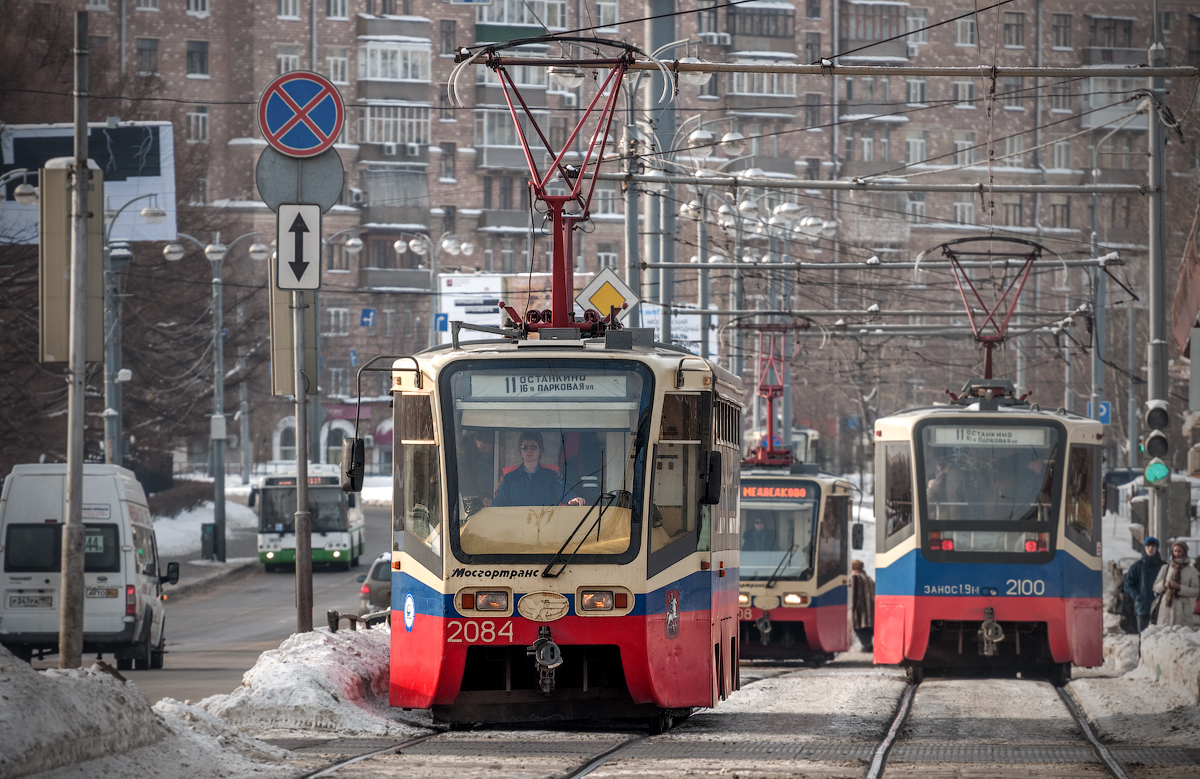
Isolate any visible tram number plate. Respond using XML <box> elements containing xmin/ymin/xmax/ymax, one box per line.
<box><xmin>86</xmin><ymin>587</ymin><xmax>118</xmax><ymax>598</ymax></box>
<box><xmin>738</xmin><ymin>608</ymin><xmax>754</xmax><ymax>621</ymax></box>
<box><xmin>446</xmin><ymin>620</ymin><xmax>514</xmax><ymax>644</ymax></box>
<box><xmin>1005</xmin><ymin>579</ymin><xmax>1045</xmax><ymax>596</ymax></box>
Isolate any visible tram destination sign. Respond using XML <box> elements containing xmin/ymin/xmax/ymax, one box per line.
<box><xmin>470</xmin><ymin>372</ymin><xmax>626</xmax><ymax>399</ymax></box>
<box><xmin>742</xmin><ymin>484</ymin><xmax>812</xmax><ymax>500</ymax></box>
<box><xmin>929</xmin><ymin>426</ymin><xmax>1049</xmax><ymax>447</ymax></box>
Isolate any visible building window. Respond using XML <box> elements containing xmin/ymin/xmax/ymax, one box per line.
<box><xmin>1051</xmin><ymin>199</ymin><xmax>1070</xmax><ymax>228</ymax></box>
<box><xmin>439</xmin><ymin>92</ymin><xmax>455</xmax><ymax>121</ymax></box>
<box><xmin>1089</xmin><ymin>17</ymin><xmax>1132</xmax><ymax>48</ymax></box>
<box><xmin>953</xmin><ymin>80</ymin><xmax>974</xmax><ymax>107</ymax></box>
<box><xmin>905</xmin><ymin>77</ymin><xmax>925</xmax><ymax>104</ymax></box>
<box><xmin>906</xmin><ymin>192</ymin><xmax>926</xmax><ymax>223</ymax></box>
<box><xmin>1003</xmin><ymin>12</ymin><xmax>1024</xmax><ymax>46</ymax></box>
<box><xmin>278</xmin><ymin>44</ymin><xmax>300</xmax><ymax>73</ymax></box>
<box><xmin>476</xmin><ymin>108</ymin><xmax>550</xmax><ymax>148</ymax></box>
<box><xmin>361</xmin><ymin>104</ymin><xmax>431</xmax><ymax>144</ymax></box>
<box><xmin>1050</xmin><ymin>83</ymin><xmax>1071</xmax><ymax>111</ymax></box>
<box><xmin>907</xmin><ymin>8</ymin><xmax>927</xmax><ymax>43</ymax></box>
<box><xmin>1159</xmin><ymin>12</ymin><xmax>1171</xmax><ymax>36</ymax></box>
<box><xmin>698</xmin><ymin>0</ymin><xmax>718</xmax><ymax>34</ymax></box>
<box><xmin>186</xmin><ymin>0</ymin><xmax>208</xmax><ymax>12</ymax></box>
<box><xmin>841</xmin><ymin>3</ymin><xmax>902</xmax><ymax>42</ymax></box>
<box><xmin>954</xmin><ymin>198</ymin><xmax>974</xmax><ymax>224</ymax></box>
<box><xmin>1003</xmin><ymin>198</ymin><xmax>1023</xmax><ymax>226</ymax></box>
<box><xmin>136</xmin><ymin>0</ymin><xmax>158</xmax><ymax>8</ymax></box>
<box><xmin>325</xmin><ymin>307</ymin><xmax>351</xmax><ymax>336</ymax></box>
<box><xmin>186</xmin><ymin>106</ymin><xmax>209</xmax><ymax>143</ymax></box>
<box><xmin>1052</xmin><ymin>14</ymin><xmax>1071</xmax><ymax>47</ymax></box>
<box><xmin>593</xmin><ymin>181</ymin><xmax>621</xmax><ymax>215</ymax></box>
<box><xmin>439</xmin><ymin>142</ymin><xmax>456</xmax><ymax>180</ymax></box>
<box><xmin>87</xmin><ymin>0</ymin><xmax>110</xmax><ymax>9</ymax></box>
<box><xmin>383</xmin><ymin>310</ymin><xmax>397</xmax><ymax>338</ymax></box>
<box><xmin>278</xmin><ymin>0</ymin><xmax>299</xmax><ymax>18</ymax></box>
<box><xmin>442</xmin><ymin>205</ymin><xmax>456</xmax><ymax>235</ymax></box>
<box><xmin>327</xmin><ymin>242</ymin><xmax>350</xmax><ymax>271</ymax></box>
<box><xmin>805</xmin><ymin>32</ymin><xmax>821</xmax><ymax>64</ymax></box>
<box><xmin>440</xmin><ymin>19</ymin><xmax>456</xmax><ymax>55</ymax></box>
<box><xmin>1002</xmin><ymin>77</ymin><xmax>1022</xmax><ymax>108</ymax></box>
<box><xmin>328</xmin><ymin>366</ymin><xmax>348</xmax><ymax>397</ymax></box>
<box><xmin>860</xmin><ymin>128</ymin><xmax>874</xmax><ymax>161</ymax></box>
<box><xmin>327</xmin><ymin>0</ymin><xmax>348</xmax><ymax>18</ymax></box>
<box><xmin>730</xmin><ymin>68</ymin><xmax>796</xmax><ymax>97</ymax></box>
<box><xmin>1052</xmin><ymin>135</ymin><xmax>1071</xmax><ymax>169</ymax></box>
<box><xmin>804</xmin><ymin>94</ymin><xmax>821</xmax><ymax>128</ymax></box>
<box><xmin>953</xmin><ymin>132</ymin><xmax>975</xmax><ymax>165</ymax></box>
<box><xmin>327</xmin><ymin>47</ymin><xmax>349</xmax><ymax>84</ymax></box>
<box><xmin>135</xmin><ymin>38</ymin><xmax>158</xmax><ymax>73</ymax></box>
<box><xmin>358</xmin><ymin>43</ymin><xmax>432</xmax><ymax>81</ymax></box>
<box><xmin>1103</xmin><ymin>134</ymin><xmax>1133</xmax><ymax>169</ymax></box>
<box><xmin>956</xmin><ymin>15</ymin><xmax>976</xmax><ymax>46</ymax></box>
<box><xmin>596</xmin><ymin>0</ymin><xmax>617</xmax><ymax>29</ymax></box>
<box><xmin>730</xmin><ymin>8</ymin><xmax>795</xmax><ymax>38</ymax></box>
<box><xmin>905</xmin><ymin>131</ymin><xmax>926</xmax><ymax>164</ymax></box>
<box><xmin>805</xmin><ymin>158</ymin><xmax>820</xmax><ymax>180</ymax></box>
<box><xmin>698</xmin><ymin>73</ymin><xmax>718</xmax><ymax>98</ymax></box>
<box><xmin>477</xmin><ymin>0</ymin><xmax>567</xmax><ymax>28</ymax></box>
<box><xmin>1003</xmin><ymin>135</ymin><xmax>1024</xmax><ymax>167</ymax></box>
<box><xmin>597</xmin><ymin>243</ymin><xmax>618</xmax><ymax>269</ymax></box>
<box><xmin>805</xmin><ymin>0</ymin><xmax>819</xmax><ymax>19</ymax></box>
<box><xmin>1110</xmin><ymin>196</ymin><xmax>1132</xmax><ymax>229</ymax></box>
<box><xmin>186</xmin><ymin>41</ymin><xmax>209</xmax><ymax>76</ymax></box>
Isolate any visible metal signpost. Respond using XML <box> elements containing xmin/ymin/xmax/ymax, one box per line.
<box><xmin>256</xmin><ymin>72</ymin><xmax>345</xmax><ymax>633</ymax></box>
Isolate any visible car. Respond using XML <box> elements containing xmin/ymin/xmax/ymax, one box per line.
<box><xmin>357</xmin><ymin>553</ymin><xmax>391</xmax><ymax>615</ymax></box>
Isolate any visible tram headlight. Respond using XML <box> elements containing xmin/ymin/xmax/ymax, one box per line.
<box><xmin>782</xmin><ymin>593</ymin><xmax>809</xmax><ymax>606</ymax></box>
<box><xmin>738</xmin><ymin>593</ymin><xmax>751</xmax><ymax>606</ymax></box>
<box><xmin>580</xmin><ymin>591</ymin><xmax>614</xmax><ymax>611</ymax></box>
<box><xmin>473</xmin><ymin>591</ymin><xmax>509</xmax><ymax>611</ymax></box>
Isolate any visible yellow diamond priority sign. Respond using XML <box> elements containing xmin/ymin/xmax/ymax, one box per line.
<box><xmin>577</xmin><ymin>268</ymin><xmax>638</xmax><ymax>322</ymax></box>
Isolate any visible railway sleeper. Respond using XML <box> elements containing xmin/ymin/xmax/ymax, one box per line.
<box><xmin>923</xmin><ymin>619</ymin><xmax>1056</xmax><ymax>672</ymax></box>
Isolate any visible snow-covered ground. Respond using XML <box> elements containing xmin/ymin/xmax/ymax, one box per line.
<box><xmin>2</xmin><ymin>479</ymin><xmax>1199</xmax><ymax>778</ymax></box>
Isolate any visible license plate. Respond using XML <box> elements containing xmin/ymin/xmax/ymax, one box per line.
<box><xmin>9</xmin><ymin>595</ymin><xmax>52</xmax><ymax>608</ymax></box>
<box><xmin>85</xmin><ymin>587</ymin><xmax>118</xmax><ymax>598</ymax></box>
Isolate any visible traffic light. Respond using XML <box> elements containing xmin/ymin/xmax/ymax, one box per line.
<box><xmin>1143</xmin><ymin>400</ymin><xmax>1170</xmax><ymax>485</ymax></box>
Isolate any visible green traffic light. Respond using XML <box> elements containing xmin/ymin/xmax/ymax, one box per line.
<box><xmin>1144</xmin><ymin>459</ymin><xmax>1170</xmax><ymax>484</ymax></box>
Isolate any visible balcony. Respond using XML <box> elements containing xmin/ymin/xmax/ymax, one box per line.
<box><xmin>838</xmin><ymin>36</ymin><xmax>906</xmax><ymax>59</ymax></box>
<box><xmin>360</xmin><ymin>142</ymin><xmax>429</xmax><ymax>164</ymax></box>
<box><xmin>476</xmin><ymin>23</ymin><xmax>547</xmax><ymax>44</ymax></box>
<box><xmin>477</xmin><ymin>209</ymin><xmax>530</xmax><ymax>232</ymax></box>
<box><xmin>476</xmin><ymin>83</ymin><xmax>546</xmax><ymax>107</ymax></box>
<box><xmin>357</xmin><ymin>80</ymin><xmax>430</xmax><ymax>103</ymax></box>
<box><xmin>840</xmin><ymin>159</ymin><xmax>899</xmax><ymax>178</ymax></box>
<box><xmin>1081</xmin><ymin>47</ymin><xmax>1165</xmax><ymax>66</ymax></box>
<box><xmin>359</xmin><ymin>267</ymin><xmax>433</xmax><ymax>291</ymax></box>
<box><xmin>357</xmin><ymin>14</ymin><xmax>431</xmax><ymax>39</ymax></box>
<box><xmin>362</xmin><ymin>204</ymin><xmax>429</xmax><ymax>228</ymax></box>
<box><xmin>475</xmin><ymin>145</ymin><xmax>546</xmax><ymax>169</ymax></box>
<box><xmin>726</xmin><ymin>93</ymin><xmax>796</xmax><ymax>118</ymax></box>
<box><xmin>1079</xmin><ymin>104</ymin><xmax>1149</xmax><ymax>131</ymax></box>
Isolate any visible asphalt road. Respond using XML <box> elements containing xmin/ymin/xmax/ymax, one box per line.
<box><xmin>32</xmin><ymin>502</ymin><xmax>392</xmax><ymax>705</ymax></box>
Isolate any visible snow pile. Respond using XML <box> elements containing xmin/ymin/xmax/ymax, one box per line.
<box><xmin>195</xmin><ymin>623</ymin><xmax>425</xmax><ymax>736</ymax></box>
<box><xmin>1129</xmin><ymin>625</ymin><xmax>1200</xmax><ymax>704</ymax></box>
<box><xmin>154</xmin><ymin>500</ymin><xmax>258</xmax><ymax>557</ymax></box>
<box><xmin>1100</xmin><ymin>633</ymin><xmax>1140</xmax><ymax>677</ymax></box>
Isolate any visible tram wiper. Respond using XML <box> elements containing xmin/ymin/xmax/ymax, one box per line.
<box><xmin>765</xmin><ymin>544</ymin><xmax>800</xmax><ymax>589</ymax></box>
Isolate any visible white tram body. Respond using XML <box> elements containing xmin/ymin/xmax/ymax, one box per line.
<box><xmin>386</xmin><ymin>332</ymin><xmax>743</xmax><ymax>726</ymax></box>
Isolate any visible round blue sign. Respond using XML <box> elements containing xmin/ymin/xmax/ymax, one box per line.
<box><xmin>403</xmin><ymin>592</ymin><xmax>416</xmax><ymax>632</ymax></box>
<box><xmin>257</xmin><ymin>71</ymin><xmax>345</xmax><ymax>159</ymax></box>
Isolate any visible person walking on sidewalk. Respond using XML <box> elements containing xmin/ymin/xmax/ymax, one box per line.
<box><xmin>1153</xmin><ymin>541</ymin><xmax>1199</xmax><ymax>627</ymax></box>
<box><xmin>851</xmin><ymin>559</ymin><xmax>875</xmax><ymax>652</ymax></box>
<box><xmin>1124</xmin><ymin>537</ymin><xmax>1167</xmax><ymax>633</ymax></box>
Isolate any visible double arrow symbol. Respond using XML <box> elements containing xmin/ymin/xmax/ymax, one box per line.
<box><xmin>288</xmin><ymin>212</ymin><xmax>309</xmax><ymax>282</ymax></box>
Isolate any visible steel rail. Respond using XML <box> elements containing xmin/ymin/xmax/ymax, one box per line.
<box><xmin>1057</xmin><ymin>686</ymin><xmax>1130</xmax><ymax>779</ymax></box>
<box><xmin>297</xmin><ymin>732</ymin><xmax>440</xmax><ymax>778</ymax></box>
<box><xmin>866</xmin><ymin>681</ymin><xmax>919</xmax><ymax>779</ymax></box>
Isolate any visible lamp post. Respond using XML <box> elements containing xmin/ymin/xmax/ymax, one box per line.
<box><xmin>102</xmin><ymin>194</ymin><xmax>168</xmax><ymax>467</ymax></box>
<box><xmin>394</xmin><ymin>232</ymin><xmax>474</xmax><ymax>348</ymax></box>
<box><xmin>0</xmin><ymin>168</ymin><xmax>39</xmax><ymax>207</ymax></box>
<box><xmin>163</xmin><ymin>232</ymin><xmax>269</xmax><ymax>562</ymax></box>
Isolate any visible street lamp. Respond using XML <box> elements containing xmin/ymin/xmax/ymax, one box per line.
<box><xmin>162</xmin><ymin>231</ymin><xmax>266</xmax><ymax>563</ymax></box>
<box><xmin>0</xmin><ymin>168</ymin><xmax>39</xmax><ymax>206</ymax></box>
<box><xmin>394</xmin><ymin>232</ymin><xmax>474</xmax><ymax>347</ymax></box>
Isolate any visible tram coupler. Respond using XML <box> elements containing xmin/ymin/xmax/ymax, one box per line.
<box><xmin>755</xmin><ymin>614</ymin><xmax>773</xmax><ymax>646</ymax></box>
<box><xmin>527</xmin><ymin>625</ymin><xmax>563</xmax><ymax>694</ymax></box>
<box><xmin>978</xmin><ymin>606</ymin><xmax>1005</xmax><ymax>656</ymax></box>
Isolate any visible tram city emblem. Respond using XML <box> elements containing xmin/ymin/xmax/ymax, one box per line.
<box><xmin>664</xmin><ymin>590</ymin><xmax>680</xmax><ymax>639</ymax></box>
<box><xmin>403</xmin><ymin>592</ymin><xmax>416</xmax><ymax>632</ymax></box>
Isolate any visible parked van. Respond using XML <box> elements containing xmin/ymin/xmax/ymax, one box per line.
<box><xmin>0</xmin><ymin>464</ymin><xmax>179</xmax><ymax>669</ymax></box>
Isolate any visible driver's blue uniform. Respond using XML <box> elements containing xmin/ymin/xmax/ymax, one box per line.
<box><xmin>493</xmin><ymin>466</ymin><xmax>577</xmax><ymax>507</ymax></box>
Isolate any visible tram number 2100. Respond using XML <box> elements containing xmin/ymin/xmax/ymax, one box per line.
<box><xmin>1005</xmin><ymin>579</ymin><xmax>1045</xmax><ymax>596</ymax></box>
<box><xmin>446</xmin><ymin>620</ymin><xmax>514</xmax><ymax>644</ymax></box>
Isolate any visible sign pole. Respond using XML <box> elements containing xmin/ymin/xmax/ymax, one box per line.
<box><xmin>294</xmin><ymin>289</ymin><xmax>313</xmax><ymax>632</ymax></box>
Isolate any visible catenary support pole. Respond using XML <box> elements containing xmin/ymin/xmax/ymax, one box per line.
<box><xmin>210</xmin><ymin>240</ymin><xmax>227</xmax><ymax>563</ymax></box>
<box><xmin>1147</xmin><ymin>25</ymin><xmax>1169</xmax><ymax>545</ymax></box>
<box><xmin>294</xmin><ymin>291</ymin><xmax>313</xmax><ymax>632</ymax></box>
<box><xmin>60</xmin><ymin>10</ymin><xmax>89</xmax><ymax>670</ymax></box>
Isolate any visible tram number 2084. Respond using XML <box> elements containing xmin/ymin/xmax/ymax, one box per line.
<box><xmin>1005</xmin><ymin>579</ymin><xmax>1045</xmax><ymax>596</ymax></box>
<box><xmin>446</xmin><ymin>620</ymin><xmax>515</xmax><ymax>644</ymax></box>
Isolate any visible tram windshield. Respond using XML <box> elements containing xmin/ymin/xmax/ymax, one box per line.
<box><xmin>442</xmin><ymin>360</ymin><xmax>652</xmax><ymax>559</ymax></box>
<box><xmin>739</xmin><ymin>481</ymin><xmax>819</xmax><ymax>580</ymax></box>
<box><xmin>258</xmin><ymin>487</ymin><xmax>347</xmax><ymax>534</ymax></box>
<box><xmin>919</xmin><ymin>422</ymin><xmax>1061</xmax><ymax>552</ymax></box>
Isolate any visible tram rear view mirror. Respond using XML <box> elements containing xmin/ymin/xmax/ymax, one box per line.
<box><xmin>342</xmin><ymin>438</ymin><xmax>365</xmax><ymax>493</ymax></box>
<box><xmin>852</xmin><ymin>522</ymin><xmax>864</xmax><ymax>550</ymax></box>
<box><xmin>700</xmin><ymin>451</ymin><xmax>723</xmax><ymax>505</ymax></box>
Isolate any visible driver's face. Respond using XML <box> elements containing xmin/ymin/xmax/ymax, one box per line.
<box><xmin>519</xmin><ymin>440</ymin><xmax>541</xmax><ymax>469</ymax></box>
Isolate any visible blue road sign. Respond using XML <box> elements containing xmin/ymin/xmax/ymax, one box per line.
<box><xmin>1087</xmin><ymin>400</ymin><xmax>1112</xmax><ymax>425</ymax></box>
<box><xmin>435</xmin><ymin>313</ymin><xmax>449</xmax><ymax>332</ymax></box>
<box><xmin>349</xmin><ymin>349</ymin><xmax>358</xmax><ymax>367</ymax></box>
<box><xmin>759</xmin><ymin>434</ymin><xmax>783</xmax><ymax>448</ymax></box>
<box><xmin>361</xmin><ymin>308</ymin><xmax>376</xmax><ymax>328</ymax></box>
<box><xmin>257</xmin><ymin>71</ymin><xmax>345</xmax><ymax>158</ymax></box>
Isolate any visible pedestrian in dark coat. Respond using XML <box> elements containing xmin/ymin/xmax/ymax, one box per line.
<box><xmin>851</xmin><ymin>559</ymin><xmax>875</xmax><ymax>652</ymax></box>
<box><xmin>1123</xmin><ymin>537</ymin><xmax>1166</xmax><ymax>632</ymax></box>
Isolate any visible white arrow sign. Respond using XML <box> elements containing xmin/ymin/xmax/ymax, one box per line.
<box><xmin>276</xmin><ymin>204</ymin><xmax>321</xmax><ymax>290</ymax></box>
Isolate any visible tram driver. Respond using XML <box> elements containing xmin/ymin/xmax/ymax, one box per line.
<box><xmin>742</xmin><ymin>513</ymin><xmax>778</xmax><ymax>551</ymax></box>
<box><xmin>493</xmin><ymin>430</ymin><xmax>587</xmax><ymax>507</ymax></box>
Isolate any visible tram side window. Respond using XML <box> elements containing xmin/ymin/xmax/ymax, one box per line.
<box><xmin>817</xmin><ymin>496</ymin><xmax>848</xmax><ymax>586</ymax></box>
<box><xmin>394</xmin><ymin>394</ymin><xmax>442</xmax><ymax>559</ymax></box>
<box><xmin>649</xmin><ymin>442</ymin><xmax>699</xmax><ymax>558</ymax></box>
<box><xmin>1064</xmin><ymin>445</ymin><xmax>1098</xmax><ymax>549</ymax></box>
<box><xmin>881</xmin><ymin>442</ymin><xmax>914</xmax><ymax>550</ymax></box>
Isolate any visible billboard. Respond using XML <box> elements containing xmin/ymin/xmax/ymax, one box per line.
<box><xmin>639</xmin><ymin>303</ymin><xmax>719</xmax><ymax>357</ymax></box>
<box><xmin>437</xmin><ymin>272</ymin><xmax>594</xmax><ymax>343</ymax></box>
<box><xmin>1</xmin><ymin>121</ymin><xmax>177</xmax><ymax>244</ymax></box>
